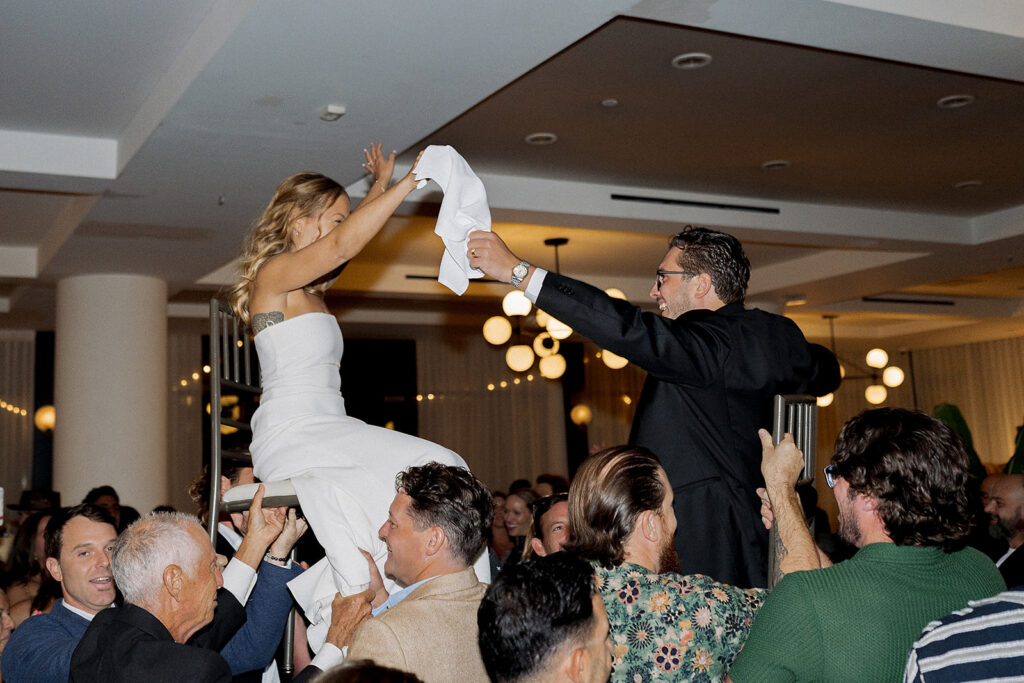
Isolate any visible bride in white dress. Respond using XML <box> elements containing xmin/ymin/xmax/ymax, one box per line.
<box><xmin>227</xmin><ymin>145</ymin><xmax>484</xmax><ymax>647</ymax></box>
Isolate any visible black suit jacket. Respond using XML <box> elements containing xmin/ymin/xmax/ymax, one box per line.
<box><xmin>70</xmin><ymin>591</ymin><xmax>246</xmax><ymax>683</ymax></box>
<box><xmin>538</xmin><ymin>272</ymin><xmax>840</xmax><ymax>586</ymax></box>
<box><xmin>999</xmin><ymin>547</ymin><xmax>1024</xmax><ymax>588</ymax></box>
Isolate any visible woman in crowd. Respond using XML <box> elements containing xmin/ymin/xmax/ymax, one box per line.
<box><xmin>0</xmin><ymin>587</ymin><xmax>15</xmax><ymax>665</ymax></box>
<box><xmin>228</xmin><ymin>144</ymin><xmax>474</xmax><ymax>644</ymax></box>
<box><xmin>502</xmin><ymin>488</ymin><xmax>538</xmax><ymax>567</ymax></box>
<box><xmin>1</xmin><ymin>512</ymin><xmax>51</xmax><ymax>607</ymax></box>
<box><xmin>489</xmin><ymin>491</ymin><xmax>515</xmax><ymax>562</ymax></box>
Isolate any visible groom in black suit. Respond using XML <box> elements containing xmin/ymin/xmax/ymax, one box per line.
<box><xmin>468</xmin><ymin>226</ymin><xmax>840</xmax><ymax>587</ymax></box>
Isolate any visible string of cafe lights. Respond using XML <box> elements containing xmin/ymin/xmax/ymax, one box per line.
<box><xmin>187</xmin><ymin>341</ymin><xmax>636</xmax><ymax>407</ymax></box>
<box><xmin>0</xmin><ymin>398</ymin><xmax>29</xmax><ymax>417</ymax></box>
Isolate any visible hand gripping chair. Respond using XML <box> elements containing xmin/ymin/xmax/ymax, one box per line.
<box><xmin>767</xmin><ymin>394</ymin><xmax>819</xmax><ymax>589</ymax></box>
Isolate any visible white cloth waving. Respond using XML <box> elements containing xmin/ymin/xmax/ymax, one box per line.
<box><xmin>413</xmin><ymin>145</ymin><xmax>491</xmax><ymax>295</ymax></box>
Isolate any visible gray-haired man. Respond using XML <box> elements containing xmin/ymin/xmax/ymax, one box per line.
<box><xmin>70</xmin><ymin>508</ymin><xmax>368</xmax><ymax>682</ymax></box>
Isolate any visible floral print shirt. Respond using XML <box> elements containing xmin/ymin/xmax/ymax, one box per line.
<box><xmin>594</xmin><ymin>561</ymin><xmax>765</xmax><ymax>682</ymax></box>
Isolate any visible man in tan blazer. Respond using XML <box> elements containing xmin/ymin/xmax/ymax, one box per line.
<box><xmin>344</xmin><ymin>462</ymin><xmax>492</xmax><ymax>682</ymax></box>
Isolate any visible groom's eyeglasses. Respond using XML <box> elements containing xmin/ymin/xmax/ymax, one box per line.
<box><xmin>654</xmin><ymin>270</ymin><xmax>696</xmax><ymax>291</ymax></box>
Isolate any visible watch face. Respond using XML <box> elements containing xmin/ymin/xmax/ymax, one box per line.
<box><xmin>513</xmin><ymin>263</ymin><xmax>528</xmax><ymax>278</ymax></box>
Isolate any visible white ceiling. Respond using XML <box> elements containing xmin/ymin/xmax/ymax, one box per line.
<box><xmin>2</xmin><ymin>0</ymin><xmax>1023</xmax><ymax>350</ymax></box>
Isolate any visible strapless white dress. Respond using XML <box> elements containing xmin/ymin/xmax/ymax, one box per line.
<box><xmin>249</xmin><ymin>313</ymin><xmax>483</xmax><ymax>648</ymax></box>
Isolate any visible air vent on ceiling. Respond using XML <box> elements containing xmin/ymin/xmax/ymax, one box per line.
<box><xmin>861</xmin><ymin>296</ymin><xmax>955</xmax><ymax>306</ymax></box>
<box><xmin>610</xmin><ymin>193</ymin><xmax>779</xmax><ymax>215</ymax></box>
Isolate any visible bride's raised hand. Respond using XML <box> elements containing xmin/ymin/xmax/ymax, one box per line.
<box><xmin>397</xmin><ymin>149</ymin><xmax>426</xmax><ymax>188</ymax></box>
<box><xmin>363</xmin><ymin>142</ymin><xmax>396</xmax><ymax>189</ymax></box>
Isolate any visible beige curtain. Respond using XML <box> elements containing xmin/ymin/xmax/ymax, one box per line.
<box><xmin>910</xmin><ymin>336</ymin><xmax>1024</xmax><ymax>465</ymax></box>
<box><xmin>415</xmin><ymin>326</ymin><xmax>567</xmax><ymax>492</ymax></box>
<box><xmin>577</xmin><ymin>341</ymin><xmax>644</xmax><ymax>453</ymax></box>
<box><xmin>166</xmin><ymin>322</ymin><xmax>204</xmax><ymax>513</ymax></box>
<box><xmin>0</xmin><ymin>330</ymin><xmax>35</xmax><ymax>516</ymax></box>
<box><xmin>813</xmin><ymin>335</ymin><xmax>1024</xmax><ymax>527</ymax></box>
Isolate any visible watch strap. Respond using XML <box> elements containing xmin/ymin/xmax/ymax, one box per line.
<box><xmin>510</xmin><ymin>260</ymin><xmax>530</xmax><ymax>288</ymax></box>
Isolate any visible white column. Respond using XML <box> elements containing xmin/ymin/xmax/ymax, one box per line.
<box><xmin>54</xmin><ymin>274</ymin><xmax>168</xmax><ymax>510</ymax></box>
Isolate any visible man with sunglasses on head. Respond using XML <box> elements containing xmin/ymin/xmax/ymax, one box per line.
<box><xmin>468</xmin><ymin>226</ymin><xmax>839</xmax><ymax>587</ymax></box>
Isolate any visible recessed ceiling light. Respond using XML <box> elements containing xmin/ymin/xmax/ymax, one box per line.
<box><xmin>525</xmin><ymin>132</ymin><xmax>558</xmax><ymax>145</ymax></box>
<box><xmin>762</xmin><ymin>159</ymin><xmax>790</xmax><ymax>171</ymax></box>
<box><xmin>953</xmin><ymin>179</ymin><xmax>982</xmax><ymax>189</ymax></box>
<box><xmin>936</xmin><ymin>94</ymin><xmax>975</xmax><ymax>109</ymax></box>
<box><xmin>785</xmin><ymin>295</ymin><xmax>807</xmax><ymax>307</ymax></box>
<box><xmin>601</xmin><ymin>98</ymin><xmax>619</xmax><ymax>108</ymax></box>
<box><xmin>672</xmin><ymin>52</ymin><xmax>712</xmax><ymax>70</ymax></box>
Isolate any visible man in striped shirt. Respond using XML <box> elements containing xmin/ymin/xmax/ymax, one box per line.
<box><xmin>904</xmin><ymin>587</ymin><xmax>1024</xmax><ymax>682</ymax></box>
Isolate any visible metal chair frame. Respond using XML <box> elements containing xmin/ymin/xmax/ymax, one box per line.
<box><xmin>767</xmin><ymin>394</ymin><xmax>819</xmax><ymax>589</ymax></box>
<box><xmin>771</xmin><ymin>394</ymin><xmax>818</xmax><ymax>486</ymax></box>
<box><xmin>207</xmin><ymin>299</ymin><xmax>260</xmax><ymax>543</ymax></box>
<box><xmin>207</xmin><ymin>298</ymin><xmax>297</xmax><ymax>675</ymax></box>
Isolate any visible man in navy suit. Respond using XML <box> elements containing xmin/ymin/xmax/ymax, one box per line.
<box><xmin>468</xmin><ymin>226</ymin><xmax>840</xmax><ymax>587</ymax></box>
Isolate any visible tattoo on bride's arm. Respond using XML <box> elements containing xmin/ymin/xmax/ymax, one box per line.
<box><xmin>253</xmin><ymin>311</ymin><xmax>284</xmax><ymax>334</ymax></box>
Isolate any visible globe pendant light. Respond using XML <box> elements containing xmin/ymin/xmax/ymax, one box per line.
<box><xmin>482</xmin><ymin>316</ymin><xmax>512</xmax><ymax>345</ymax></box>
<box><xmin>502</xmin><ymin>290</ymin><xmax>532</xmax><ymax>317</ymax></box>
<box><xmin>506</xmin><ymin>345</ymin><xmax>535</xmax><ymax>372</ymax></box>
<box><xmin>882</xmin><ymin>366</ymin><xmax>905</xmax><ymax>388</ymax></box>
<box><xmin>539</xmin><ymin>353</ymin><xmax>566</xmax><ymax>379</ymax></box>
<box><xmin>865</xmin><ymin>385</ymin><xmax>887</xmax><ymax>405</ymax></box>
<box><xmin>533</xmin><ymin>332</ymin><xmax>559</xmax><ymax>357</ymax></box>
<box><xmin>546</xmin><ymin>316</ymin><xmax>572</xmax><ymax>340</ymax></box>
<box><xmin>601</xmin><ymin>349</ymin><xmax>628</xmax><ymax>369</ymax></box>
<box><xmin>865</xmin><ymin>348</ymin><xmax>888</xmax><ymax>369</ymax></box>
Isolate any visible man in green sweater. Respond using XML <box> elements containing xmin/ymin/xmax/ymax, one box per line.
<box><xmin>728</xmin><ymin>408</ymin><xmax>1005</xmax><ymax>683</ymax></box>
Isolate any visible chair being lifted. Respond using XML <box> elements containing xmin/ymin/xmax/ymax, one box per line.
<box><xmin>767</xmin><ymin>394</ymin><xmax>819</xmax><ymax>589</ymax></box>
<box><xmin>208</xmin><ymin>298</ymin><xmax>300</xmax><ymax>673</ymax></box>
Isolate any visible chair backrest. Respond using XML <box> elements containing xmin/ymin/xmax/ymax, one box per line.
<box><xmin>208</xmin><ymin>299</ymin><xmax>300</xmax><ymax>675</ymax></box>
<box><xmin>207</xmin><ymin>299</ymin><xmax>261</xmax><ymax>544</ymax></box>
<box><xmin>771</xmin><ymin>394</ymin><xmax>818</xmax><ymax>485</ymax></box>
<box><xmin>767</xmin><ymin>394</ymin><xmax>818</xmax><ymax>589</ymax></box>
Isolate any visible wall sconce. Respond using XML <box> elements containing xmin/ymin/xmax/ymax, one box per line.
<box><xmin>34</xmin><ymin>404</ymin><xmax>56</xmax><ymax>432</ymax></box>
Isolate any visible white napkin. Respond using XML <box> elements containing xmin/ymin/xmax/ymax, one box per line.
<box><xmin>413</xmin><ymin>145</ymin><xmax>491</xmax><ymax>295</ymax></box>
<box><xmin>288</xmin><ymin>558</ymin><xmax>337</xmax><ymax>652</ymax></box>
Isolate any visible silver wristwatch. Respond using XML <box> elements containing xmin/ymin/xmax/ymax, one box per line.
<box><xmin>510</xmin><ymin>260</ymin><xmax>530</xmax><ymax>288</ymax></box>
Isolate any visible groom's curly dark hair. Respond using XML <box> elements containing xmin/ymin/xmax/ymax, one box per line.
<box><xmin>396</xmin><ymin>462</ymin><xmax>493</xmax><ymax>565</ymax></box>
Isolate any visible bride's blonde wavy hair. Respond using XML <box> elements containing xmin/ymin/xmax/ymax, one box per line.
<box><xmin>228</xmin><ymin>172</ymin><xmax>348</xmax><ymax>328</ymax></box>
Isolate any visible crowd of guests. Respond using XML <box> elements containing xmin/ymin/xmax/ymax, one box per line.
<box><xmin>1</xmin><ymin>407</ymin><xmax>1023</xmax><ymax>682</ymax></box>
